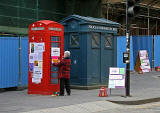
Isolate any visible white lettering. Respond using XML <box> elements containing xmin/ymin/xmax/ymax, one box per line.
<box><xmin>88</xmin><ymin>25</ymin><xmax>117</xmax><ymax>31</ymax></box>
<box><xmin>31</xmin><ymin>27</ymin><xmax>44</xmax><ymax>31</ymax></box>
<box><xmin>48</xmin><ymin>27</ymin><xmax>62</xmax><ymax>31</ymax></box>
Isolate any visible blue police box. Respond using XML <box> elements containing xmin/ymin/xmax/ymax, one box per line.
<box><xmin>60</xmin><ymin>15</ymin><xmax>119</xmax><ymax>89</ymax></box>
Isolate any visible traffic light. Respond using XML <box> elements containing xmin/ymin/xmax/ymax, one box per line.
<box><xmin>128</xmin><ymin>0</ymin><xmax>140</xmax><ymax>17</ymax></box>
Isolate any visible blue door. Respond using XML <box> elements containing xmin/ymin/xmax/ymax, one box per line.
<box><xmin>88</xmin><ymin>33</ymin><xmax>114</xmax><ymax>85</ymax></box>
<box><xmin>88</xmin><ymin>32</ymin><xmax>101</xmax><ymax>84</ymax></box>
<box><xmin>68</xmin><ymin>33</ymin><xmax>82</xmax><ymax>85</ymax></box>
<box><xmin>101</xmin><ymin>34</ymin><xmax>114</xmax><ymax>84</ymax></box>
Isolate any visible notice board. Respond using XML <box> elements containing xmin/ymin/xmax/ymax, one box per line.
<box><xmin>108</xmin><ymin>67</ymin><xmax>125</xmax><ymax>89</ymax></box>
<box><xmin>134</xmin><ymin>50</ymin><xmax>151</xmax><ymax>73</ymax></box>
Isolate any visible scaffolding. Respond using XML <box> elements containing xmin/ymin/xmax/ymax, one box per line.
<box><xmin>102</xmin><ymin>0</ymin><xmax>160</xmax><ymax>35</ymax></box>
<box><xmin>0</xmin><ymin>0</ymin><xmax>101</xmax><ymax>35</ymax></box>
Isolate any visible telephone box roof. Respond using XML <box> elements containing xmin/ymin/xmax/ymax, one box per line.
<box><xmin>36</xmin><ymin>20</ymin><xmax>58</xmax><ymax>25</ymax></box>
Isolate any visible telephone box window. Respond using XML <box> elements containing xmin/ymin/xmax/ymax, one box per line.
<box><xmin>52</xmin><ymin>36</ymin><xmax>59</xmax><ymax>41</ymax></box>
<box><xmin>51</xmin><ymin>66</ymin><xmax>58</xmax><ymax>72</ymax></box>
<box><xmin>51</xmin><ymin>43</ymin><xmax>59</xmax><ymax>47</ymax></box>
<box><xmin>51</xmin><ymin>72</ymin><xmax>58</xmax><ymax>78</ymax></box>
<box><xmin>51</xmin><ymin>79</ymin><xmax>58</xmax><ymax>84</ymax></box>
<box><xmin>91</xmin><ymin>33</ymin><xmax>100</xmax><ymax>48</ymax></box>
<box><xmin>51</xmin><ymin>36</ymin><xmax>60</xmax><ymax>47</ymax></box>
<box><xmin>70</xmin><ymin>35</ymin><xmax>79</xmax><ymax>47</ymax></box>
<box><xmin>105</xmin><ymin>35</ymin><xmax>112</xmax><ymax>48</ymax></box>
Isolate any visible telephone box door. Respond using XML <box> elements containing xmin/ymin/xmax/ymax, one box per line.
<box><xmin>50</xmin><ymin>36</ymin><xmax>62</xmax><ymax>92</ymax></box>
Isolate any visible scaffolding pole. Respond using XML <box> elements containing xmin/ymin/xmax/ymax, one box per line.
<box><xmin>148</xmin><ymin>7</ymin><xmax>150</xmax><ymax>36</ymax></box>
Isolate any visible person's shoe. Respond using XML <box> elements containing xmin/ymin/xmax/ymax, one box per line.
<box><xmin>67</xmin><ymin>93</ymin><xmax>70</xmax><ymax>96</ymax></box>
<box><xmin>59</xmin><ymin>94</ymin><xmax>64</xmax><ymax>96</ymax></box>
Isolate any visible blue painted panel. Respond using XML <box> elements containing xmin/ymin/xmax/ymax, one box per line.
<box><xmin>69</xmin><ymin>49</ymin><xmax>82</xmax><ymax>85</ymax></box>
<box><xmin>0</xmin><ymin>37</ymin><xmax>19</xmax><ymax>88</ymax></box>
<box><xmin>87</xmin><ymin>33</ymin><xmax>101</xmax><ymax>85</ymax></box>
<box><xmin>67</xmin><ymin>33</ymin><xmax>83</xmax><ymax>85</ymax></box>
<box><xmin>100</xmin><ymin>34</ymin><xmax>115</xmax><ymax>84</ymax></box>
<box><xmin>154</xmin><ymin>35</ymin><xmax>160</xmax><ymax>67</ymax></box>
<box><xmin>87</xmin><ymin>49</ymin><xmax>101</xmax><ymax>85</ymax></box>
<box><xmin>132</xmin><ymin>36</ymin><xmax>153</xmax><ymax>67</ymax></box>
<box><xmin>117</xmin><ymin>36</ymin><xmax>134</xmax><ymax>70</ymax></box>
<box><xmin>80</xmin><ymin>33</ymin><xmax>87</xmax><ymax>86</ymax></box>
<box><xmin>21</xmin><ymin>37</ymin><xmax>29</xmax><ymax>86</ymax></box>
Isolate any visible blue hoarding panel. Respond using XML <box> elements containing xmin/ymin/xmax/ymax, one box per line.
<box><xmin>117</xmin><ymin>36</ymin><xmax>134</xmax><ymax>71</ymax></box>
<box><xmin>154</xmin><ymin>35</ymin><xmax>160</xmax><ymax>67</ymax></box>
<box><xmin>21</xmin><ymin>37</ymin><xmax>29</xmax><ymax>86</ymax></box>
<box><xmin>132</xmin><ymin>36</ymin><xmax>153</xmax><ymax>67</ymax></box>
<box><xmin>0</xmin><ymin>37</ymin><xmax>19</xmax><ymax>88</ymax></box>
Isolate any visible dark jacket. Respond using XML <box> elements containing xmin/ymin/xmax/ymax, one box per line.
<box><xmin>53</xmin><ymin>57</ymin><xmax>71</xmax><ymax>78</ymax></box>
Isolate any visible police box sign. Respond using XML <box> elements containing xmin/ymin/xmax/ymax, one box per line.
<box><xmin>88</xmin><ymin>25</ymin><xmax>117</xmax><ymax>31</ymax></box>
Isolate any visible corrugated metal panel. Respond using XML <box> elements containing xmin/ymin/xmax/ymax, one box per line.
<box><xmin>132</xmin><ymin>36</ymin><xmax>153</xmax><ymax>67</ymax></box>
<box><xmin>154</xmin><ymin>35</ymin><xmax>160</xmax><ymax>67</ymax></box>
<box><xmin>21</xmin><ymin>37</ymin><xmax>29</xmax><ymax>86</ymax></box>
<box><xmin>0</xmin><ymin>37</ymin><xmax>19</xmax><ymax>88</ymax></box>
<box><xmin>117</xmin><ymin>36</ymin><xmax>134</xmax><ymax>70</ymax></box>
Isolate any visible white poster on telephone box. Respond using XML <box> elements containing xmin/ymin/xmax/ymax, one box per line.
<box><xmin>34</xmin><ymin>43</ymin><xmax>45</xmax><ymax>53</ymax></box>
<box><xmin>51</xmin><ymin>47</ymin><xmax>60</xmax><ymax>56</ymax></box>
<box><xmin>33</xmin><ymin>67</ymin><xmax>42</xmax><ymax>78</ymax></box>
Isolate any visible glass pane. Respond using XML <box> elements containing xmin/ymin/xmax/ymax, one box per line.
<box><xmin>52</xmin><ymin>36</ymin><xmax>59</xmax><ymax>41</ymax></box>
<box><xmin>105</xmin><ymin>35</ymin><xmax>112</xmax><ymax>48</ymax></box>
<box><xmin>51</xmin><ymin>43</ymin><xmax>59</xmax><ymax>47</ymax></box>
<box><xmin>51</xmin><ymin>66</ymin><xmax>58</xmax><ymax>72</ymax></box>
<box><xmin>70</xmin><ymin>34</ymin><xmax>79</xmax><ymax>47</ymax></box>
<box><xmin>91</xmin><ymin>33</ymin><xmax>100</xmax><ymax>48</ymax></box>
<box><xmin>51</xmin><ymin>73</ymin><xmax>58</xmax><ymax>78</ymax></box>
<box><xmin>51</xmin><ymin>79</ymin><xmax>58</xmax><ymax>84</ymax></box>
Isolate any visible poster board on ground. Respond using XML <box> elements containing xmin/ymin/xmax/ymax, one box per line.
<box><xmin>134</xmin><ymin>50</ymin><xmax>151</xmax><ymax>73</ymax></box>
<box><xmin>108</xmin><ymin>67</ymin><xmax>125</xmax><ymax>89</ymax></box>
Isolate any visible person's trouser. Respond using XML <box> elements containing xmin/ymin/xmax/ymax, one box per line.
<box><xmin>60</xmin><ymin>78</ymin><xmax>70</xmax><ymax>95</ymax></box>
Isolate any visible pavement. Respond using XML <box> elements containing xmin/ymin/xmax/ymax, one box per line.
<box><xmin>0</xmin><ymin>71</ymin><xmax>160</xmax><ymax>113</ymax></box>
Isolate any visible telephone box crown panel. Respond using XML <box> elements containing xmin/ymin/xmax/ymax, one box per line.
<box><xmin>29</xmin><ymin>20</ymin><xmax>63</xmax><ymax>32</ymax></box>
<box><xmin>28</xmin><ymin>20</ymin><xmax>64</xmax><ymax>95</ymax></box>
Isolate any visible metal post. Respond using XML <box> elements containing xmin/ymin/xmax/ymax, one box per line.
<box><xmin>148</xmin><ymin>7</ymin><xmax>150</xmax><ymax>36</ymax></box>
<box><xmin>107</xmin><ymin>2</ymin><xmax>109</xmax><ymax>20</ymax></box>
<box><xmin>36</xmin><ymin>0</ymin><xmax>39</xmax><ymax>20</ymax></box>
<box><xmin>156</xmin><ymin>21</ymin><xmax>158</xmax><ymax>35</ymax></box>
<box><xmin>126</xmin><ymin>0</ymin><xmax>130</xmax><ymax>96</ymax></box>
<box><xmin>19</xmin><ymin>36</ymin><xmax>22</xmax><ymax>86</ymax></box>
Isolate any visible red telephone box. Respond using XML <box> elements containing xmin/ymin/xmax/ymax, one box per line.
<box><xmin>28</xmin><ymin>20</ymin><xmax>64</xmax><ymax>95</ymax></box>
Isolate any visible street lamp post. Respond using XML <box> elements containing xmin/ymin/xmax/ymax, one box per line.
<box><xmin>126</xmin><ymin>0</ymin><xmax>130</xmax><ymax>97</ymax></box>
<box><xmin>125</xmin><ymin>0</ymin><xmax>140</xmax><ymax>96</ymax></box>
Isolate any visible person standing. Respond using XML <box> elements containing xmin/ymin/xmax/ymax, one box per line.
<box><xmin>53</xmin><ymin>51</ymin><xmax>71</xmax><ymax>96</ymax></box>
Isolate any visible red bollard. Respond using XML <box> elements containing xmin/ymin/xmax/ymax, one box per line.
<box><xmin>99</xmin><ymin>87</ymin><xmax>107</xmax><ymax>97</ymax></box>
